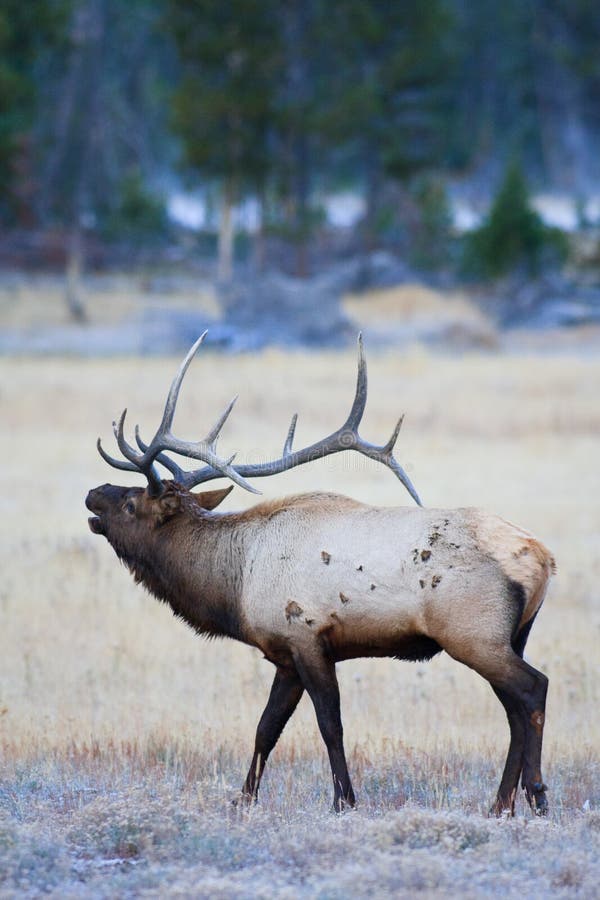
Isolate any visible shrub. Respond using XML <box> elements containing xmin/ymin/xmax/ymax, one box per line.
<box><xmin>104</xmin><ymin>168</ymin><xmax>168</xmax><ymax>241</ymax></box>
<box><xmin>409</xmin><ymin>175</ymin><xmax>453</xmax><ymax>270</ymax></box>
<box><xmin>463</xmin><ymin>162</ymin><xmax>567</xmax><ymax>278</ymax></box>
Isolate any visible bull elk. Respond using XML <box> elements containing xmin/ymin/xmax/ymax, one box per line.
<box><xmin>86</xmin><ymin>332</ymin><xmax>554</xmax><ymax>815</ymax></box>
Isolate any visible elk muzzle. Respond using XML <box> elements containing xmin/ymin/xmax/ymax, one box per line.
<box><xmin>86</xmin><ymin>484</ymin><xmax>128</xmax><ymax>535</ymax></box>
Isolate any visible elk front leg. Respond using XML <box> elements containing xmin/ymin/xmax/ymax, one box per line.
<box><xmin>240</xmin><ymin>666</ymin><xmax>304</xmax><ymax>804</ymax></box>
<box><xmin>293</xmin><ymin>649</ymin><xmax>356</xmax><ymax>813</ymax></box>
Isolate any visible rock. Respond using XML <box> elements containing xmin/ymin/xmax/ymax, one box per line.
<box><xmin>220</xmin><ymin>269</ymin><xmax>356</xmax><ymax>349</ymax></box>
<box><xmin>483</xmin><ymin>274</ymin><xmax>600</xmax><ymax>329</ymax></box>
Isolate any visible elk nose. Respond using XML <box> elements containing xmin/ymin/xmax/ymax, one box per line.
<box><xmin>86</xmin><ymin>488</ymin><xmax>101</xmax><ymax>513</ymax></box>
<box><xmin>86</xmin><ymin>484</ymin><xmax>126</xmax><ymax>513</ymax></box>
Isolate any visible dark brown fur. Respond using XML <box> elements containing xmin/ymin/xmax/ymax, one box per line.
<box><xmin>87</xmin><ymin>483</ymin><xmax>246</xmax><ymax>641</ymax></box>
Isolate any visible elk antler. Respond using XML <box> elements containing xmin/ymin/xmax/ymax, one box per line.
<box><xmin>128</xmin><ymin>333</ymin><xmax>422</xmax><ymax>506</ymax></box>
<box><xmin>97</xmin><ymin>332</ymin><xmax>260</xmax><ymax>496</ymax></box>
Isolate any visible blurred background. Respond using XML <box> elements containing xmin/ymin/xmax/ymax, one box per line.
<box><xmin>1</xmin><ymin>8</ymin><xmax>599</xmax><ymax>892</ymax></box>
<box><xmin>2</xmin><ymin>0</ymin><xmax>600</xmax><ymax>352</ymax></box>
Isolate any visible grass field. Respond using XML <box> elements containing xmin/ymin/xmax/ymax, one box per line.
<box><xmin>1</xmin><ymin>340</ymin><xmax>600</xmax><ymax>897</ymax></box>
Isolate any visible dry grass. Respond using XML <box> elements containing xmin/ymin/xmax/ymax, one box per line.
<box><xmin>0</xmin><ymin>272</ymin><xmax>220</xmax><ymax>329</ymax></box>
<box><xmin>1</xmin><ymin>340</ymin><xmax>599</xmax><ymax>896</ymax></box>
<box><xmin>344</xmin><ymin>282</ymin><xmax>486</xmax><ymax>325</ymax></box>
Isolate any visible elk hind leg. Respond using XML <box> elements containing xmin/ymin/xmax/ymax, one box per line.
<box><xmin>487</xmin><ymin>656</ymin><xmax>548</xmax><ymax>816</ymax></box>
<box><xmin>489</xmin><ymin>686</ymin><xmax>526</xmax><ymax>816</ymax></box>
<box><xmin>444</xmin><ymin>639</ymin><xmax>549</xmax><ymax>817</ymax></box>
<box><xmin>240</xmin><ymin>666</ymin><xmax>304</xmax><ymax>804</ymax></box>
<box><xmin>516</xmin><ymin>657</ymin><xmax>548</xmax><ymax>815</ymax></box>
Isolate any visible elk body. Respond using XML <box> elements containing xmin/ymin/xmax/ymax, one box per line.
<box><xmin>86</xmin><ymin>334</ymin><xmax>554</xmax><ymax>815</ymax></box>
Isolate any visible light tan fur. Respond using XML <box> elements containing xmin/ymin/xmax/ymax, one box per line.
<box><xmin>226</xmin><ymin>493</ymin><xmax>553</xmax><ymax>666</ymax></box>
<box><xmin>472</xmin><ymin>510</ymin><xmax>556</xmax><ymax>630</ymax></box>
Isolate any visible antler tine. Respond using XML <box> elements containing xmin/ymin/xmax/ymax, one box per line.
<box><xmin>383</xmin><ymin>415</ymin><xmax>404</xmax><ymax>455</ymax></box>
<box><xmin>283</xmin><ymin>413</ymin><xmax>298</xmax><ymax>456</ymax></box>
<box><xmin>135</xmin><ymin>424</ymin><xmax>242</xmax><ymax>488</ymax></box>
<box><xmin>386</xmin><ymin>457</ymin><xmax>421</xmax><ymax>506</ymax></box>
<box><xmin>135</xmin><ymin>425</ymin><xmax>187</xmax><ymax>483</ymax></box>
<box><xmin>204</xmin><ymin>395</ymin><xmax>238</xmax><ymax>448</ymax></box>
<box><xmin>157</xmin><ymin>331</ymin><xmax>208</xmax><ymax>435</ymax></box>
<box><xmin>112</xmin><ymin>409</ymin><xmax>163</xmax><ymax>494</ymax></box>
<box><xmin>162</xmin><ymin>435</ymin><xmax>260</xmax><ymax>493</ymax></box>
<box><xmin>114</xmin><ymin>410</ymin><xmax>138</xmax><ymax>460</ymax></box>
<box><xmin>343</xmin><ymin>332</ymin><xmax>368</xmax><ymax>432</ymax></box>
<box><xmin>96</xmin><ymin>437</ymin><xmax>139</xmax><ymax>473</ymax></box>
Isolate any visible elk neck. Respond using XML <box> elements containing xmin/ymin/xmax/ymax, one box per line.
<box><xmin>128</xmin><ymin>494</ymin><xmax>250</xmax><ymax>642</ymax></box>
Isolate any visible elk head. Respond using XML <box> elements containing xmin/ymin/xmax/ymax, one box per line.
<box><xmin>86</xmin><ymin>480</ymin><xmax>233</xmax><ymax>569</ymax></box>
<box><xmin>87</xmin><ymin>330</ymin><xmax>422</xmax><ymax>556</ymax></box>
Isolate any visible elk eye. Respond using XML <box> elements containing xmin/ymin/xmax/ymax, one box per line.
<box><xmin>125</xmin><ymin>501</ymin><xmax>136</xmax><ymax>515</ymax></box>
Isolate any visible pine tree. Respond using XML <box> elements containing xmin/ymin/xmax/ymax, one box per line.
<box><xmin>0</xmin><ymin>0</ymin><xmax>67</xmax><ymax>221</ymax></box>
<box><xmin>168</xmin><ymin>0</ymin><xmax>281</xmax><ymax>281</ymax></box>
<box><xmin>464</xmin><ymin>161</ymin><xmax>567</xmax><ymax>278</ymax></box>
<box><xmin>318</xmin><ymin>0</ymin><xmax>453</xmax><ymax>248</ymax></box>
<box><xmin>38</xmin><ymin>0</ymin><xmax>171</xmax><ymax>318</ymax></box>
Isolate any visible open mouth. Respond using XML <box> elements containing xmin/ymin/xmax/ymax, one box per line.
<box><xmin>88</xmin><ymin>516</ymin><xmax>105</xmax><ymax>535</ymax></box>
<box><xmin>86</xmin><ymin>489</ymin><xmax>106</xmax><ymax>534</ymax></box>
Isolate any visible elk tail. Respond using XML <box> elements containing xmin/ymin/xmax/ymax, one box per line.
<box><xmin>512</xmin><ymin>539</ymin><xmax>556</xmax><ymax>658</ymax></box>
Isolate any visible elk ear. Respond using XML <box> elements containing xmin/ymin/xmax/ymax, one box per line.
<box><xmin>156</xmin><ymin>491</ymin><xmax>181</xmax><ymax>523</ymax></box>
<box><xmin>195</xmin><ymin>485</ymin><xmax>234</xmax><ymax>510</ymax></box>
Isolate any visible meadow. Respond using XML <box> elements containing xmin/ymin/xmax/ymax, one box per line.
<box><xmin>1</xmin><ymin>333</ymin><xmax>599</xmax><ymax>896</ymax></box>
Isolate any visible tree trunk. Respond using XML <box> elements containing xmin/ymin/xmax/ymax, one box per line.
<box><xmin>293</xmin><ymin>131</ymin><xmax>309</xmax><ymax>278</ymax></box>
<box><xmin>362</xmin><ymin>137</ymin><xmax>382</xmax><ymax>254</ymax></box>
<box><xmin>281</xmin><ymin>0</ymin><xmax>312</xmax><ymax>279</ymax></box>
<box><xmin>531</xmin><ymin>4</ymin><xmax>588</xmax><ymax>192</ymax></box>
<box><xmin>217</xmin><ymin>178</ymin><xmax>235</xmax><ymax>283</ymax></box>
<box><xmin>65</xmin><ymin>226</ymin><xmax>87</xmax><ymax>322</ymax></box>
<box><xmin>254</xmin><ymin>191</ymin><xmax>266</xmax><ymax>273</ymax></box>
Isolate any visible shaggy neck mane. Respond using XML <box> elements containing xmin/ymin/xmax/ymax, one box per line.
<box><xmin>115</xmin><ymin>486</ymin><xmax>246</xmax><ymax>641</ymax></box>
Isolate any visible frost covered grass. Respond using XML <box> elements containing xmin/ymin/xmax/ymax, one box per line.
<box><xmin>1</xmin><ymin>345</ymin><xmax>599</xmax><ymax>896</ymax></box>
<box><xmin>1</xmin><ymin>751</ymin><xmax>599</xmax><ymax>898</ymax></box>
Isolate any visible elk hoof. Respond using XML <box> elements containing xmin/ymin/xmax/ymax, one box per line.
<box><xmin>232</xmin><ymin>791</ymin><xmax>256</xmax><ymax>809</ymax></box>
<box><xmin>533</xmin><ymin>792</ymin><xmax>548</xmax><ymax>817</ymax></box>
<box><xmin>331</xmin><ymin>796</ymin><xmax>356</xmax><ymax>814</ymax></box>
<box><xmin>489</xmin><ymin>800</ymin><xmax>514</xmax><ymax>818</ymax></box>
<box><xmin>526</xmin><ymin>782</ymin><xmax>548</xmax><ymax>817</ymax></box>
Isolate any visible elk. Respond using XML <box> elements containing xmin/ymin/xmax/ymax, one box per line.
<box><xmin>86</xmin><ymin>332</ymin><xmax>554</xmax><ymax>816</ymax></box>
